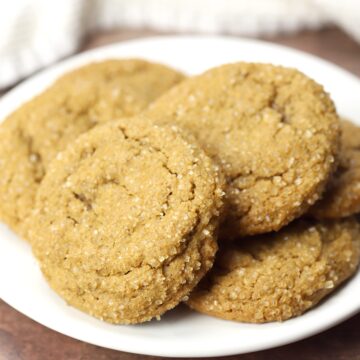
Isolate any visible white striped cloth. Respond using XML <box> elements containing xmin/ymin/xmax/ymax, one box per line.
<box><xmin>0</xmin><ymin>0</ymin><xmax>359</xmax><ymax>88</ymax></box>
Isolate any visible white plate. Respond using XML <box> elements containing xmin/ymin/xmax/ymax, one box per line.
<box><xmin>0</xmin><ymin>36</ymin><xmax>360</xmax><ymax>358</ymax></box>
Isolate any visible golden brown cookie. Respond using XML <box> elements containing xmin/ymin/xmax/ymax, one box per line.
<box><xmin>30</xmin><ymin>118</ymin><xmax>224</xmax><ymax>324</ymax></box>
<box><xmin>187</xmin><ymin>218</ymin><xmax>360</xmax><ymax>323</ymax></box>
<box><xmin>144</xmin><ymin>62</ymin><xmax>340</xmax><ymax>237</ymax></box>
<box><xmin>311</xmin><ymin>119</ymin><xmax>360</xmax><ymax>219</ymax></box>
<box><xmin>0</xmin><ymin>59</ymin><xmax>185</xmax><ymax>234</ymax></box>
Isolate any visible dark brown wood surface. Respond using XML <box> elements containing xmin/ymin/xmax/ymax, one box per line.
<box><xmin>1</xmin><ymin>27</ymin><xmax>360</xmax><ymax>360</ymax></box>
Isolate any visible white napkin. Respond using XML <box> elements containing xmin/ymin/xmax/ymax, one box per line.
<box><xmin>0</xmin><ymin>0</ymin><xmax>359</xmax><ymax>89</ymax></box>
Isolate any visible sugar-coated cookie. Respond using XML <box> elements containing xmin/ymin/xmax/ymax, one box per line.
<box><xmin>30</xmin><ymin>118</ymin><xmax>224</xmax><ymax>324</ymax></box>
<box><xmin>145</xmin><ymin>63</ymin><xmax>340</xmax><ymax>237</ymax></box>
<box><xmin>187</xmin><ymin>218</ymin><xmax>360</xmax><ymax>322</ymax></box>
<box><xmin>311</xmin><ymin>119</ymin><xmax>360</xmax><ymax>219</ymax></box>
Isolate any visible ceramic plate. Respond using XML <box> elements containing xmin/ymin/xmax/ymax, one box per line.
<box><xmin>0</xmin><ymin>36</ymin><xmax>359</xmax><ymax>358</ymax></box>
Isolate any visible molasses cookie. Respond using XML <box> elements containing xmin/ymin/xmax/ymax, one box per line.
<box><xmin>30</xmin><ymin>118</ymin><xmax>224</xmax><ymax>324</ymax></box>
<box><xmin>187</xmin><ymin>218</ymin><xmax>360</xmax><ymax>323</ymax></box>
<box><xmin>145</xmin><ymin>62</ymin><xmax>340</xmax><ymax>237</ymax></box>
<box><xmin>0</xmin><ymin>59</ymin><xmax>185</xmax><ymax>234</ymax></box>
<box><xmin>311</xmin><ymin>119</ymin><xmax>360</xmax><ymax>218</ymax></box>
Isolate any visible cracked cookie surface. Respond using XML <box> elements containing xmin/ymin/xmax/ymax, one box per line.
<box><xmin>144</xmin><ymin>62</ymin><xmax>340</xmax><ymax>237</ymax></box>
<box><xmin>311</xmin><ymin>119</ymin><xmax>360</xmax><ymax>218</ymax></box>
<box><xmin>0</xmin><ymin>59</ymin><xmax>185</xmax><ymax>234</ymax></box>
<box><xmin>187</xmin><ymin>218</ymin><xmax>360</xmax><ymax>323</ymax></box>
<box><xmin>30</xmin><ymin>118</ymin><xmax>224</xmax><ymax>324</ymax></box>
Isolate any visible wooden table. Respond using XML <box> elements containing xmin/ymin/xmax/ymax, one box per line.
<box><xmin>1</xmin><ymin>27</ymin><xmax>360</xmax><ymax>360</ymax></box>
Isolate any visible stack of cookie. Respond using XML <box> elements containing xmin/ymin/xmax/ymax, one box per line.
<box><xmin>0</xmin><ymin>59</ymin><xmax>359</xmax><ymax>325</ymax></box>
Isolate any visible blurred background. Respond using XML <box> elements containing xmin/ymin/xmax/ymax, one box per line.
<box><xmin>1</xmin><ymin>0</ymin><xmax>360</xmax><ymax>89</ymax></box>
